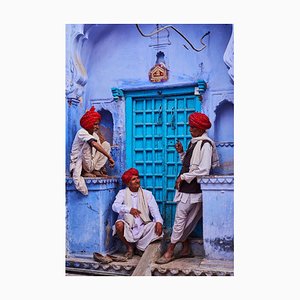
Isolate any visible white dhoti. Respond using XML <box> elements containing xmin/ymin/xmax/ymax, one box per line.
<box><xmin>72</xmin><ymin>141</ymin><xmax>111</xmax><ymax>195</ymax></box>
<box><xmin>112</xmin><ymin>219</ymin><xmax>163</xmax><ymax>251</ymax></box>
<box><xmin>170</xmin><ymin>198</ymin><xmax>202</xmax><ymax>244</ymax></box>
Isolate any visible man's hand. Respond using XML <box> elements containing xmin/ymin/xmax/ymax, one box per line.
<box><xmin>175</xmin><ymin>140</ymin><xmax>184</xmax><ymax>153</ymax></box>
<box><xmin>155</xmin><ymin>222</ymin><xmax>163</xmax><ymax>236</ymax></box>
<box><xmin>130</xmin><ymin>208</ymin><xmax>141</xmax><ymax>218</ymax></box>
<box><xmin>108</xmin><ymin>157</ymin><xmax>115</xmax><ymax>168</ymax></box>
<box><xmin>175</xmin><ymin>176</ymin><xmax>183</xmax><ymax>190</ymax></box>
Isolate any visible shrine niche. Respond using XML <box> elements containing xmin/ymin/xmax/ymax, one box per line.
<box><xmin>149</xmin><ymin>51</ymin><xmax>169</xmax><ymax>83</ymax></box>
<box><xmin>149</xmin><ymin>63</ymin><xmax>168</xmax><ymax>82</ymax></box>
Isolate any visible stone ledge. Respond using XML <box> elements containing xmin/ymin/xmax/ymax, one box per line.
<box><xmin>66</xmin><ymin>255</ymin><xmax>234</xmax><ymax>276</ymax></box>
<box><xmin>151</xmin><ymin>257</ymin><xmax>234</xmax><ymax>276</ymax></box>
<box><xmin>200</xmin><ymin>175</ymin><xmax>234</xmax><ymax>185</ymax></box>
<box><xmin>66</xmin><ymin>177</ymin><xmax>119</xmax><ymax>185</ymax></box>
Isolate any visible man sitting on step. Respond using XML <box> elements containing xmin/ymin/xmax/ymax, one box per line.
<box><xmin>112</xmin><ymin>168</ymin><xmax>164</xmax><ymax>259</ymax></box>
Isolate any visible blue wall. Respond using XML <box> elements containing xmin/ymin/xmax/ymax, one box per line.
<box><xmin>80</xmin><ymin>24</ymin><xmax>233</xmax><ymax>100</ymax></box>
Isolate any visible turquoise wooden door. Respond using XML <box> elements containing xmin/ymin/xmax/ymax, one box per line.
<box><xmin>125</xmin><ymin>86</ymin><xmax>202</xmax><ymax>235</ymax></box>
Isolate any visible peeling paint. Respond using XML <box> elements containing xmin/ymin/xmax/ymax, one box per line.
<box><xmin>205</xmin><ymin>236</ymin><xmax>234</xmax><ymax>252</ymax></box>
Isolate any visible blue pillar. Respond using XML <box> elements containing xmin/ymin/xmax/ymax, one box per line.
<box><xmin>201</xmin><ymin>175</ymin><xmax>234</xmax><ymax>260</ymax></box>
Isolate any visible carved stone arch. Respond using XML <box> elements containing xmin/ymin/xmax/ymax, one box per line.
<box><xmin>214</xmin><ymin>99</ymin><xmax>234</xmax><ymax>144</ymax></box>
<box><xmin>203</xmin><ymin>90</ymin><xmax>234</xmax><ymax>175</ymax></box>
<box><xmin>210</xmin><ymin>93</ymin><xmax>234</xmax><ymax>132</ymax></box>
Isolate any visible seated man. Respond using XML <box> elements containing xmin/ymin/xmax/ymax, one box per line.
<box><xmin>70</xmin><ymin>106</ymin><xmax>115</xmax><ymax>195</ymax></box>
<box><xmin>112</xmin><ymin>168</ymin><xmax>164</xmax><ymax>258</ymax></box>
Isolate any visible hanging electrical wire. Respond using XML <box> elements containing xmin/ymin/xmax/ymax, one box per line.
<box><xmin>136</xmin><ymin>24</ymin><xmax>210</xmax><ymax>52</ymax></box>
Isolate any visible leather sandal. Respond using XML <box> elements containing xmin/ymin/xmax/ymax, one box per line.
<box><xmin>93</xmin><ymin>252</ymin><xmax>113</xmax><ymax>264</ymax></box>
<box><xmin>107</xmin><ymin>254</ymin><xmax>128</xmax><ymax>262</ymax></box>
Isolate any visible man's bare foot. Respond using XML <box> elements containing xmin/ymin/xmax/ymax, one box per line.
<box><xmin>92</xmin><ymin>170</ymin><xmax>102</xmax><ymax>177</ymax></box>
<box><xmin>100</xmin><ymin>166</ymin><xmax>108</xmax><ymax>175</ymax></box>
<box><xmin>82</xmin><ymin>172</ymin><xmax>96</xmax><ymax>177</ymax></box>
<box><xmin>94</xmin><ymin>167</ymin><xmax>109</xmax><ymax>177</ymax></box>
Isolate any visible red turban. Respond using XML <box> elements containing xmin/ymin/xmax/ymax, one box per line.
<box><xmin>80</xmin><ymin>106</ymin><xmax>101</xmax><ymax>131</ymax></box>
<box><xmin>122</xmin><ymin>168</ymin><xmax>139</xmax><ymax>185</ymax></box>
<box><xmin>189</xmin><ymin>112</ymin><xmax>211</xmax><ymax>130</ymax></box>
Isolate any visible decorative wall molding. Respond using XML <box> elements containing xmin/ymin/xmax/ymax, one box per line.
<box><xmin>65</xmin><ymin>24</ymin><xmax>89</xmax><ymax>102</ymax></box>
<box><xmin>200</xmin><ymin>176</ymin><xmax>234</xmax><ymax>185</ymax></box>
<box><xmin>151</xmin><ymin>267</ymin><xmax>233</xmax><ymax>276</ymax></box>
<box><xmin>216</xmin><ymin>142</ymin><xmax>234</xmax><ymax>147</ymax></box>
<box><xmin>66</xmin><ymin>257</ymin><xmax>233</xmax><ymax>276</ymax></box>
<box><xmin>66</xmin><ymin>178</ymin><xmax>119</xmax><ymax>185</ymax></box>
<box><xmin>66</xmin><ymin>178</ymin><xmax>120</xmax><ymax>191</ymax></box>
<box><xmin>66</xmin><ymin>259</ymin><xmax>135</xmax><ymax>276</ymax></box>
<box><xmin>223</xmin><ymin>29</ymin><xmax>234</xmax><ymax>82</ymax></box>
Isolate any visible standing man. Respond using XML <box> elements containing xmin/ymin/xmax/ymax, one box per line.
<box><xmin>156</xmin><ymin>112</ymin><xmax>219</xmax><ymax>264</ymax></box>
<box><xmin>70</xmin><ymin>106</ymin><xmax>115</xmax><ymax>195</ymax></box>
<box><xmin>112</xmin><ymin>168</ymin><xmax>164</xmax><ymax>258</ymax></box>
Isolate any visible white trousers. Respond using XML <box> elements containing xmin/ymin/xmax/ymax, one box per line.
<box><xmin>72</xmin><ymin>141</ymin><xmax>111</xmax><ymax>195</ymax></box>
<box><xmin>82</xmin><ymin>141</ymin><xmax>111</xmax><ymax>172</ymax></box>
<box><xmin>170</xmin><ymin>198</ymin><xmax>202</xmax><ymax>244</ymax></box>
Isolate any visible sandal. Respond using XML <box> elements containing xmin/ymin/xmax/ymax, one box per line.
<box><xmin>93</xmin><ymin>252</ymin><xmax>113</xmax><ymax>264</ymax></box>
<box><xmin>107</xmin><ymin>254</ymin><xmax>128</xmax><ymax>262</ymax></box>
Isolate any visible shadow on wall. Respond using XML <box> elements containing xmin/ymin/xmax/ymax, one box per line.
<box><xmin>97</xmin><ymin>108</ymin><xmax>121</xmax><ymax>177</ymax></box>
<box><xmin>98</xmin><ymin>108</ymin><xmax>113</xmax><ymax>145</ymax></box>
<box><xmin>213</xmin><ymin>100</ymin><xmax>234</xmax><ymax>175</ymax></box>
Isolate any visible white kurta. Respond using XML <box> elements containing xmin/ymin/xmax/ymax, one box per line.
<box><xmin>112</xmin><ymin>189</ymin><xmax>164</xmax><ymax>251</ymax></box>
<box><xmin>171</xmin><ymin>132</ymin><xmax>214</xmax><ymax>244</ymax></box>
<box><xmin>70</xmin><ymin>128</ymin><xmax>111</xmax><ymax>195</ymax></box>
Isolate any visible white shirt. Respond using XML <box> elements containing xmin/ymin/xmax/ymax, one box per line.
<box><xmin>112</xmin><ymin>189</ymin><xmax>163</xmax><ymax>225</ymax></box>
<box><xmin>70</xmin><ymin>128</ymin><xmax>99</xmax><ymax>171</ymax></box>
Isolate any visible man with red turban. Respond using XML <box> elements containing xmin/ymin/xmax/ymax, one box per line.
<box><xmin>156</xmin><ymin>112</ymin><xmax>219</xmax><ymax>264</ymax></box>
<box><xmin>70</xmin><ymin>106</ymin><xmax>115</xmax><ymax>195</ymax></box>
<box><xmin>112</xmin><ymin>168</ymin><xmax>164</xmax><ymax>259</ymax></box>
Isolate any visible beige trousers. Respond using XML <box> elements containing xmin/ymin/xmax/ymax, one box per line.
<box><xmin>82</xmin><ymin>141</ymin><xmax>111</xmax><ymax>172</ymax></box>
<box><xmin>72</xmin><ymin>141</ymin><xmax>111</xmax><ymax>195</ymax></box>
<box><xmin>170</xmin><ymin>198</ymin><xmax>202</xmax><ymax>244</ymax></box>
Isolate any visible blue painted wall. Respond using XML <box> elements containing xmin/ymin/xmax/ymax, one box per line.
<box><xmin>80</xmin><ymin>24</ymin><xmax>233</xmax><ymax>100</ymax></box>
<box><xmin>66</xmin><ymin>178</ymin><xmax>120</xmax><ymax>256</ymax></box>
